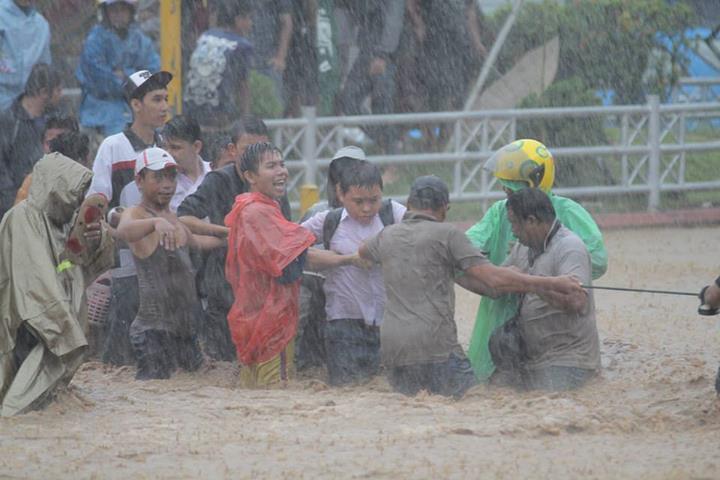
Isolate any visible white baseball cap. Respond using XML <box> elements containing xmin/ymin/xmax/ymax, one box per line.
<box><xmin>332</xmin><ymin>145</ymin><xmax>366</xmax><ymax>162</ymax></box>
<box><xmin>135</xmin><ymin>147</ymin><xmax>178</xmax><ymax>174</ymax></box>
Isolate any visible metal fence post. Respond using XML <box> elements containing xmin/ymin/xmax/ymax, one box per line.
<box><xmin>299</xmin><ymin>106</ymin><xmax>319</xmax><ymax>214</ymax></box>
<box><xmin>647</xmin><ymin>95</ymin><xmax>661</xmax><ymax>212</ymax></box>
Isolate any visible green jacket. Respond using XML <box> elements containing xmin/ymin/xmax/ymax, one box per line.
<box><xmin>465</xmin><ymin>194</ymin><xmax>608</xmax><ymax>380</ymax></box>
<box><xmin>0</xmin><ymin>153</ymin><xmax>113</xmax><ymax>416</ymax></box>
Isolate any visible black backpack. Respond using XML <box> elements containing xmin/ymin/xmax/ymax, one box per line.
<box><xmin>322</xmin><ymin>199</ymin><xmax>395</xmax><ymax>250</ymax></box>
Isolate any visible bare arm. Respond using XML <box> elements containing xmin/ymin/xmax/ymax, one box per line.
<box><xmin>455</xmin><ymin>272</ymin><xmax>499</xmax><ymax>298</ymax></box>
<box><xmin>187</xmin><ymin>232</ymin><xmax>227</xmax><ymax>251</ymax></box>
<box><xmin>537</xmin><ymin>287</ymin><xmax>588</xmax><ymax>314</ymax></box>
<box><xmin>465</xmin><ymin>263</ymin><xmax>584</xmax><ymax>298</ymax></box>
<box><xmin>179</xmin><ymin>215</ymin><xmax>229</xmax><ymax>238</ymax></box>
<box><xmin>116</xmin><ymin>209</ymin><xmax>168</xmax><ymax>243</ymax></box>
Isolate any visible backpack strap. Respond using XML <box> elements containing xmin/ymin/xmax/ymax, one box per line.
<box><xmin>322</xmin><ymin>207</ymin><xmax>343</xmax><ymax>250</ymax></box>
<box><xmin>378</xmin><ymin>199</ymin><xmax>395</xmax><ymax>227</ymax></box>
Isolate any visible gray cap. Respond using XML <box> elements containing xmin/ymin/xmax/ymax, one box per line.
<box><xmin>332</xmin><ymin>145</ymin><xmax>366</xmax><ymax>161</ymax></box>
<box><xmin>409</xmin><ymin>175</ymin><xmax>449</xmax><ymax>203</ymax></box>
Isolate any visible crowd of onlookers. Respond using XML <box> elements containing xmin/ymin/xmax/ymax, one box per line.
<box><xmin>2</xmin><ymin>0</ymin><xmax>490</xmax><ymax>150</ymax></box>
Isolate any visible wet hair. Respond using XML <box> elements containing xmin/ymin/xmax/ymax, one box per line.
<box><xmin>202</xmin><ymin>130</ymin><xmax>232</xmax><ymax>167</ymax></box>
<box><xmin>239</xmin><ymin>142</ymin><xmax>281</xmax><ymax>174</ymax></box>
<box><xmin>216</xmin><ymin>0</ymin><xmax>253</xmax><ymax>27</ymax></box>
<box><xmin>338</xmin><ymin>160</ymin><xmax>382</xmax><ymax>194</ymax></box>
<box><xmin>24</xmin><ymin>63</ymin><xmax>62</xmax><ymax>97</ymax></box>
<box><xmin>506</xmin><ymin>187</ymin><xmax>556</xmax><ymax>224</ymax></box>
<box><xmin>44</xmin><ymin>114</ymin><xmax>79</xmax><ymax>136</ymax></box>
<box><xmin>229</xmin><ymin>115</ymin><xmax>269</xmax><ymax>143</ymax></box>
<box><xmin>162</xmin><ymin>115</ymin><xmax>202</xmax><ymax>143</ymax></box>
<box><xmin>326</xmin><ymin>157</ymin><xmax>360</xmax><ymax>208</ymax></box>
<box><xmin>49</xmin><ymin>131</ymin><xmax>90</xmax><ymax>165</ymax></box>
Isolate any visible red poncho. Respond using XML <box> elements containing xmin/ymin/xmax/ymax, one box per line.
<box><xmin>224</xmin><ymin>192</ymin><xmax>315</xmax><ymax>365</ymax></box>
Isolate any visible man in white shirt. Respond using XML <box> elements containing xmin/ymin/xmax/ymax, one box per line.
<box><xmin>89</xmin><ymin>69</ymin><xmax>171</xmax><ymax>366</ymax></box>
<box><xmin>160</xmin><ymin>115</ymin><xmax>211</xmax><ymax>211</ymax></box>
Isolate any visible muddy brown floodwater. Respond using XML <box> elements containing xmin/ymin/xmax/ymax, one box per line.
<box><xmin>2</xmin><ymin>227</ymin><xmax>720</xmax><ymax>479</ymax></box>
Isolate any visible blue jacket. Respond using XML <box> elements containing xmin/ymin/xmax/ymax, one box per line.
<box><xmin>0</xmin><ymin>0</ymin><xmax>51</xmax><ymax>110</ymax></box>
<box><xmin>76</xmin><ymin>23</ymin><xmax>160</xmax><ymax>135</ymax></box>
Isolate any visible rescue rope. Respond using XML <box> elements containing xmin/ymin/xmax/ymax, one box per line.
<box><xmin>582</xmin><ymin>285</ymin><xmax>697</xmax><ymax>297</ymax></box>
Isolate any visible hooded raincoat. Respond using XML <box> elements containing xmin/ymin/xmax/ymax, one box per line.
<box><xmin>225</xmin><ymin>192</ymin><xmax>315</xmax><ymax>365</ymax></box>
<box><xmin>0</xmin><ymin>153</ymin><xmax>113</xmax><ymax>416</ymax></box>
<box><xmin>465</xmin><ymin>194</ymin><xmax>608</xmax><ymax>381</ymax></box>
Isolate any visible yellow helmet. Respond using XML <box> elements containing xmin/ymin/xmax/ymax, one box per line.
<box><xmin>484</xmin><ymin>139</ymin><xmax>555</xmax><ymax>193</ymax></box>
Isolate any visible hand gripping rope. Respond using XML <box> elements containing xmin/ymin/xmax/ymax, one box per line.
<box><xmin>583</xmin><ymin>276</ymin><xmax>720</xmax><ymax>316</ymax></box>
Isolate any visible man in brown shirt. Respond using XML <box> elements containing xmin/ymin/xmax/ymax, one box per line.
<box><xmin>499</xmin><ymin>187</ymin><xmax>600</xmax><ymax>390</ymax></box>
<box><xmin>360</xmin><ymin>176</ymin><xmax>585</xmax><ymax>398</ymax></box>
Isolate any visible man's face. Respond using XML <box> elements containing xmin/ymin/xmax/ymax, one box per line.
<box><xmin>244</xmin><ymin>151</ymin><xmax>287</xmax><ymax>200</ymax></box>
<box><xmin>507</xmin><ymin>207</ymin><xmax>533</xmax><ymax>247</ymax></box>
<box><xmin>163</xmin><ymin>136</ymin><xmax>201</xmax><ymax>170</ymax></box>
<box><xmin>136</xmin><ymin>167</ymin><xmax>178</xmax><ymax>207</ymax></box>
<box><xmin>42</xmin><ymin>127</ymin><xmax>69</xmax><ymax>154</ymax></box>
<box><xmin>106</xmin><ymin>2</ymin><xmax>133</xmax><ymax>30</ymax></box>
<box><xmin>338</xmin><ymin>185</ymin><xmax>383</xmax><ymax>225</ymax></box>
<box><xmin>212</xmin><ymin>145</ymin><xmax>234</xmax><ymax>170</ymax></box>
<box><xmin>132</xmin><ymin>88</ymin><xmax>169</xmax><ymax>129</ymax></box>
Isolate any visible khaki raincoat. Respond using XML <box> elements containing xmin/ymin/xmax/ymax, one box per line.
<box><xmin>0</xmin><ymin>153</ymin><xmax>113</xmax><ymax>416</ymax></box>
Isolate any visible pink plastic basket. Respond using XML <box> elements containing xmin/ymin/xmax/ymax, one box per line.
<box><xmin>86</xmin><ymin>272</ymin><xmax>111</xmax><ymax>325</ymax></box>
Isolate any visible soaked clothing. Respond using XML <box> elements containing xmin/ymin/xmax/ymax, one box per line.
<box><xmin>301</xmin><ymin>201</ymin><xmax>405</xmax><ymax>326</ymax></box>
<box><xmin>224</xmin><ymin>192</ymin><xmax>315</xmax><ymax>366</ymax></box>
<box><xmin>130</xmin><ymin>243</ymin><xmax>198</xmax><ymax>337</ymax></box>
<box><xmin>238</xmin><ymin>340</ymin><xmax>294</xmax><ymax>388</ymax></box>
<box><xmin>324</xmin><ymin>319</ymin><xmax>380</xmax><ymax>386</ymax></box>
<box><xmin>0</xmin><ymin>154</ymin><xmax>113</xmax><ymax>416</ymax></box>
<box><xmin>503</xmin><ymin>224</ymin><xmax>600</xmax><ymax>374</ymax></box>
<box><xmin>363</xmin><ymin>212</ymin><xmax>488</xmax><ymax>368</ymax></box>
<box><xmin>388</xmin><ymin>352</ymin><xmax>477</xmax><ymax>398</ymax></box>
<box><xmin>177</xmin><ymin>164</ymin><xmax>291</xmax><ymax>361</ymax></box>
<box><xmin>93</xmin><ymin>127</ymin><xmax>160</xmax><ymax>365</ymax></box>
<box><xmin>131</xmin><ymin>330</ymin><xmax>202</xmax><ymax>380</ymax></box>
<box><xmin>295</xmin><ymin>272</ymin><xmax>327</xmax><ymax>371</ymax></box>
<box><xmin>465</xmin><ymin>193</ymin><xmax>608</xmax><ymax>381</ymax></box>
<box><xmin>129</xmin><ymin>239</ymin><xmax>202</xmax><ymax>379</ymax></box>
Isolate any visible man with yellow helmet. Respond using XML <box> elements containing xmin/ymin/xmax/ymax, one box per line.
<box><xmin>465</xmin><ymin>139</ymin><xmax>608</xmax><ymax>381</ymax></box>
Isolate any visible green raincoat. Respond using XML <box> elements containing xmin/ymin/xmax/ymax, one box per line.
<box><xmin>465</xmin><ymin>194</ymin><xmax>608</xmax><ymax>381</ymax></box>
<box><xmin>0</xmin><ymin>153</ymin><xmax>113</xmax><ymax>416</ymax></box>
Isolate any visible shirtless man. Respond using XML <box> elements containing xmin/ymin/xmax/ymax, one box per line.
<box><xmin>116</xmin><ymin>147</ymin><xmax>223</xmax><ymax>379</ymax></box>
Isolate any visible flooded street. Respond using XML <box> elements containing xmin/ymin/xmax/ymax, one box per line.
<box><xmin>2</xmin><ymin>226</ymin><xmax>719</xmax><ymax>479</ymax></box>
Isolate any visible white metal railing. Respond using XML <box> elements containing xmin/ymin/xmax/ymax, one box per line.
<box><xmin>267</xmin><ymin>96</ymin><xmax>720</xmax><ymax>212</ymax></box>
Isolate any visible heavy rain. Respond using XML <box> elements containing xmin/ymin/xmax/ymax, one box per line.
<box><xmin>0</xmin><ymin>0</ymin><xmax>719</xmax><ymax>478</ymax></box>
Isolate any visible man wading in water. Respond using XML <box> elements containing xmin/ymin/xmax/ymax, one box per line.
<box><xmin>115</xmin><ymin>147</ymin><xmax>223</xmax><ymax>379</ymax></box>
